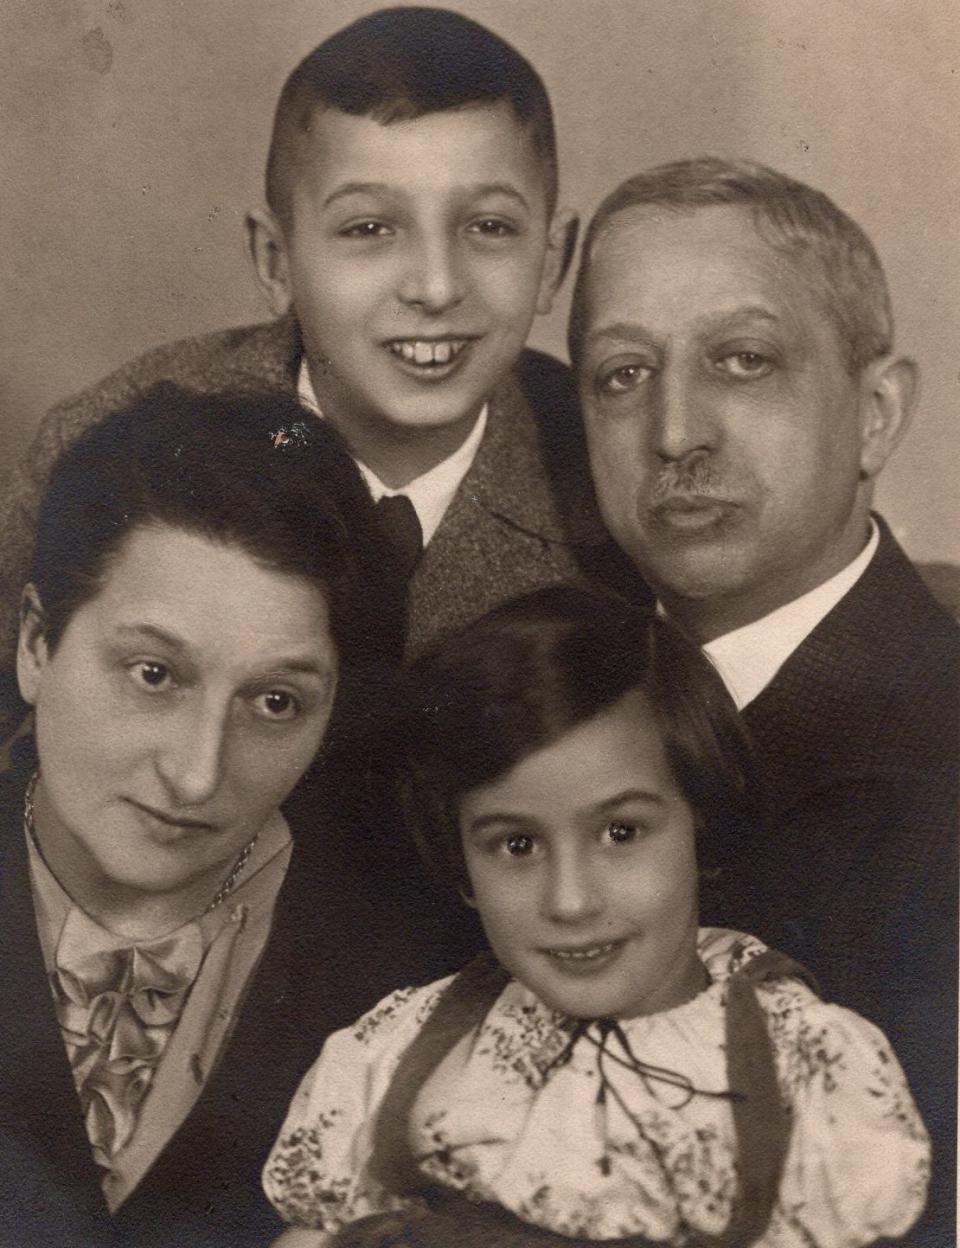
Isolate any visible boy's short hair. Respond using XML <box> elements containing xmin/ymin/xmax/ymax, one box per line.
<box><xmin>265</xmin><ymin>6</ymin><xmax>558</xmax><ymax>226</ymax></box>
<box><xmin>402</xmin><ymin>584</ymin><xmax>753</xmax><ymax>890</ymax></box>
<box><xmin>30</xmin><ymin>382</ymin><xmax>405</xmax><ymax>741</ymax></box>
<box><xmin>568</xmin><ymin>156</ymin><xmax>892</xmax><ymax>376</ymax></box>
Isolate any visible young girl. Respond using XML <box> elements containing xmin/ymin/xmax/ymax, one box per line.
<box><xmin>263</xmin><ymin>587</ymin><xmax>929</xmax><ymax>1248</ymax></box>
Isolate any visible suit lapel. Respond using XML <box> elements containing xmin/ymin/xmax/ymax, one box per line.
<box><xmin>0</xmin><ymin>774</ymin><xmax>108</xmax><ymax>1208</ymax></box>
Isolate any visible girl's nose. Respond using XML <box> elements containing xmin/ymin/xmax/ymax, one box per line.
<box><xmin>541</xmin><ymin>850</ymin><xmax>603</xmax><ymax>924</ymax></box>
<box><xmin>155</xmin><ymin>702</ymin><xmax>228</xmax><ymax>807</ymax></box>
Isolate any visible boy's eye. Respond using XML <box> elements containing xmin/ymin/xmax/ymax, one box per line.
<box><xmin>339</xmin><ymin>221</ymin><xmax>392</xmax><ymax>239</ymax></box>
<box><xmin>252</xmin><ymin>689</ymin><xmax>301</xmax><ymax>722</ymax></box>
<box><xmin>605</xmin><ymin>820</ymin><xmax>639</xmax><ymax>845</ymax></box>
<box><xmin>504</xmin><ymin>833</ymin><xmax>535</xmax><ymax>857</ymax></box>
<box><xmin>597</xmin><ymin>362</ymin><xmax>654</xmax><ymax>395</ymax></box>
<box><xmin>715</xmin><ymin>350</ymin><xmax>775</xmax><ymax>380</ymax></box>
<box><xmin>467</xmin><ymin>218</ymin><xmax>518</xmax><ymax>239</ymax></box>
<box><xmin>129</xmin><ymin>660</ymin><xmax>173</xmax><ymax>692</ymax></box>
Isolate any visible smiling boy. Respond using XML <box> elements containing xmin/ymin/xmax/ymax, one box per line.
<box><xmin>0</xmin><ymin>8</ymin><xmax>628</xmax><ymax>712</ymax></box>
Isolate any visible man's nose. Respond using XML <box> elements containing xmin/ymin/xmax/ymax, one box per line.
<box><xmin>541</xmin><ymin>849</ymin><xmax>603</xmax><ymax>924</ymax></box>
<box><xmin>650</xmin><ymin>368</ymin><xmax>720</xmax><ymax>462</ymax></box>
<box><xmin>155</xmin><ymin>699</ymin><xmax>228</xmax><ymax>807</ymax></box>
<box><xmin>397</xmin><ymin>236</ymin><xmax>465</xmax><ymax>313</ymax></box>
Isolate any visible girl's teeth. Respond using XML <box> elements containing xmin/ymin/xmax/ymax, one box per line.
<box><xmin>552</xmin><ymin>942</ymin><xmax>616</xmax><ymax>961</ymax></box>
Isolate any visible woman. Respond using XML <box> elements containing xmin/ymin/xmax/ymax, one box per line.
<box><xmin>0</xmin><ymin>386</ymin><xmax>463</xmax><ymax>1248</ymax></box>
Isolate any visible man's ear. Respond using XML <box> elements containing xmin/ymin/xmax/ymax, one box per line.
<box><xmin>537</xmin><ymin>208</ymin><xmax>579</xmax><ymax>315</ymax></box>
<box><xmin>858</xmin><ymin>355</ymin><xmax>919</xmax><ymax>479</ymax></box>
<box><xmin>245</xmin><ymin>208</ymin><xmax>293</xmax><ymax>317</ymax></box>
<box><xmin>17</xmin><ymin>585</ymin><xmax>48</xmax><ymax>707</ymax></box>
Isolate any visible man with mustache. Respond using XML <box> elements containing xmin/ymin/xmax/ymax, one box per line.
<box><xmin>569</xmin><ymin>157</ymin><xmax>958</xmax><ymax>1248</ymax></box>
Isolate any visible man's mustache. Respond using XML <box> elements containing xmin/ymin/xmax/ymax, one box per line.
<box><xmin>651</xmin><ymin>458</ymin><xmax>726</xmax><ymax>502</ymax></box>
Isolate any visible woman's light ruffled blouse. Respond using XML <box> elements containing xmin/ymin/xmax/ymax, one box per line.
<box><xmin>264</xmin><ymin>928</ymin><xmax>929</xmax><ymax>1247</ymax></box>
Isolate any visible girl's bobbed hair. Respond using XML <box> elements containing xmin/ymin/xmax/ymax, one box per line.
<box><xmin>402</xmin><ymin>585</ymin><xmax>755</xmax><ymax>890</ymax></box>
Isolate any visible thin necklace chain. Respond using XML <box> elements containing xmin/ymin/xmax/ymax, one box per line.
<box><xmin>23</xmin><ymin>770</ymin><xmax>258</xmax><ymax>916</ymax></box>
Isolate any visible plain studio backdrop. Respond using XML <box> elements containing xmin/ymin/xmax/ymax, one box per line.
<box><xmin>1</xmin><ymin>0</ymin><xmax>957</xmax><ymax>564</ymax></box>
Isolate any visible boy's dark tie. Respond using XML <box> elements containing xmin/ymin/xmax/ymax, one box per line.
<box><xmin>376</xmin><ymin>494</ymin><xmax>423</xmax><ymax>581</ymax></box>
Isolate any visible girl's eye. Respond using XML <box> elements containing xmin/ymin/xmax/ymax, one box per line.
<box><xmin>505</xmin><ymin>833</ymin><xmax>535</xmax><ymax>857</ymax></box>
<box><xmin>253</xmin><ymin>690</ymin><xmax>301</xmax><ymax>721</ymax></box>
<box><xmin>717</xmin><ymin>351</ymin><xmax>774</xmax><ymax>380</ymax></box>
<box><xmin>605</xmin><ymin>820</ymin><xmax>639</xmax><ymax>845</ymax></box>
<box><xmin>468</xmin><ymin>218</ymin><xmax>518</xmax><ymax>238</ymax></box>
<box><xmin>130</xmin><ymin>661</ymin><xmax>172</xmax><ymax>691</ymax></box>
<box><xmin>340</xmin><ymin>221</ymin><xmax>392</xmax><ymax>239</ymax></box>
<box><xmin>597</xmin><ymin>363</ymin><xmax>653</xmax><ymax>395</ymax></box>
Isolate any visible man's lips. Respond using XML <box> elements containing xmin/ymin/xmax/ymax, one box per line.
<box><xmin>651</xmin><ymin>494</ymin><xmax>737</xmax><ymax>530</ymax></box>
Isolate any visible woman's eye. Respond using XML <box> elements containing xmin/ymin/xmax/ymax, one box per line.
<box><xmin>597</xmin><ymin>363</ymin><xmax>653</xmax><ymax>395</ymax></box>
<box><xmin>340</xmin><ymin>221</ymin><xmax>391</xmax><ymax>239</ymax></box>
<box><xmin>253</xmin><ymin>690</ymin><xmax>301</xmax><ymax>721</ymax></box>
<box><xmin>717</xmin><ymin>351</ymin><xmax>774</xmax><ymax>379</ymax></box>
<box><xmin>504</xmin><ymin>833</ymin><xmax>535</xmax><ymax>857</ymax></box>
<box><xmin>605</xmin><ymin>820</ymin><xmax>639</xmax><ymax>845</ymax></box>
<box><xmin>129</xmin><ymin>661</ymin><xmax>171</xmax><ymax>691</ymax></box>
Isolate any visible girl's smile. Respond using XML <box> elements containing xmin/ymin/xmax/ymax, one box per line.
<box><xmin>459</xmin><ymin>688</ymin><xmax>705</xmax><ymax>1021</ymax></box>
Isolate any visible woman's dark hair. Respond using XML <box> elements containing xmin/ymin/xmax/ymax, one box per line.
<box><xmin>29</xmin><ymin>382</ymin><xmax>405</xmax><ymax>748</ymax></box>
<box><xmin>403</xmin><ymin>585</ymin><xmax>754</xmax><ymax>889</ymax></box>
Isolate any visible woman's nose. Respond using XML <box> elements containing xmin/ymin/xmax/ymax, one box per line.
<box><xmin>397</xmin><ymin>237</ymin><xmax>465</xmax><ymax>313</ymax></box>
<box><xmin>155</xmin><ymin>701</ymin><xmax>228</xmax><ymax>807</ymax></box>
<box><xmin>541</xmin><ymin>850</ymin><xmax>603</xmax><ymax>924</ymax></box>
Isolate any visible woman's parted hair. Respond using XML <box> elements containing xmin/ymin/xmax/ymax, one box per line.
<box><xmin>402</xmin><ymin>584</ymin><xmax>754</xmax><ymax>889</ymax></box>
<box><xmin>29</xmin><ymin>383</ymin><xmax>405</xmax><ymax>745</ymax></box>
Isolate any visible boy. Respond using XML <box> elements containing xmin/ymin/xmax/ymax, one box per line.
<box><xmin>0</xmin><ymin>8</ymin><xmax>634</xmax><ymax>707</ymax></box>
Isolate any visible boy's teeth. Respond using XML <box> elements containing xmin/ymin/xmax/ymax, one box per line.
<box><xmin>391</xmin><ymin>340</ymin><xmax>463</xmax><ymax>365</ymax></box>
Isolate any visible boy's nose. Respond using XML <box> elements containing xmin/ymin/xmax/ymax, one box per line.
<box><xmin>397</xmin><ymin>239</ymin><xmax>465</xmax><ymax>313</ymax></box>
<box><xmin>155</xmin><ymin>701</ymin><xmax>228</xmax><ymax>808</ymax></box>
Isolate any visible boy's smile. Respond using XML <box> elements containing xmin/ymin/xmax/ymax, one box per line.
<box><xmin>249</xmin><ymin>103</ymin><xmax>570</xmax><ymax>485</ymax></box>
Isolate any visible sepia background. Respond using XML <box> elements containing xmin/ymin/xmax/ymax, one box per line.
<box><xmin>2</xmin><ymin>0</ymin><xmax>957</xmax><ymax>562</ymax></box>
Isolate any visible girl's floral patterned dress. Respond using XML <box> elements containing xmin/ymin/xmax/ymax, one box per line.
<box><xmin>264</xmin><ymin>928</ymin><xmax>929</xmax><ymax>1248</ymax></box>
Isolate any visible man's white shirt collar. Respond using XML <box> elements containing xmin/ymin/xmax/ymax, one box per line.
<box><xmin>297</xmin><ymin>358</ymin><xmax>486</xmax><ymax>546</ymax></box>
<box><xmin>700</xmin><ymin>519</ymin><xmax>880</xmax><ymax>710</ymax></box>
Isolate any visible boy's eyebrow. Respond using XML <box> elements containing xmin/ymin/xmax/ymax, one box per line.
<box><xmin>322</xmin><ymin>180</ymin><xmax>532</xmax><ymax>211</ymax></box>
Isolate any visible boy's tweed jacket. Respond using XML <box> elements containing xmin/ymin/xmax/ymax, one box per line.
<box><xmin>0</xmin><ymin>314</ymin><xmax>646</xmax><ymax>691</ymax></box>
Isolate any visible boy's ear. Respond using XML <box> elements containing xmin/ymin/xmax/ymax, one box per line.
<box><xmin>537</xmin><ymin>208</ymin><xmax>579</xmax><ymax>315</ymax></box>
<box><xmin>245</xmin><ymin>208</ymin><xmax>293</xmax><ymax>317</ymax></box>
<box><xmin>17</xmin><ymin>585</ymin><xmax>48</xmax><ymax>707</ymax></box>
<box><xmin>858</xmin><ymin>354</ymin><xmax>919</xmax><ymax>480</ymax></box>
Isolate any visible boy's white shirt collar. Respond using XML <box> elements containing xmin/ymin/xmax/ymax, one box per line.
<box><xmin>698</xmin><ymin>519</ymin><xmax>880</xmax><ymax>710</ymax></box>
<box><xmin>297</xmin><ymin>358</ymin><xmax>487</xmax><ymax>546</ymax></box>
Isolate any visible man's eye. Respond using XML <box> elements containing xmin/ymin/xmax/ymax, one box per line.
<box><xmin>130</xmin><ymin>661</ymin><xmax>172</xmax><ymax>691</ymax></box>
<box><xmin>605</xmin><ymin>820</ymin><xmax>639</xmax><ymax>845</ymax></box>
<box><xmin>717</xmin><ymin>351</ymin><xmax>774</xmax><ymax>379</ymax></box>
<box><xmin>340</xmin><ymin>221</ymin><xmax>392</xmax><ymax>239</ymax></box>
<box><xmin>504</xmin><ymin>833</ymin><xmax>535</xmax><ymax>857</ymax></box>
<box><xmin>597</xmin><ymin>363</ymin><xmax>653</xmax><ymax>395</ymax></box>
<box><xmin>253</xmin><ymin>690</ymin><xmax>301</xmax><ymax>721</ymax></box>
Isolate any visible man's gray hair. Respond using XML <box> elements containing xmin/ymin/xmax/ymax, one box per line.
<box><xmin>568</xmin><ymin>156</ymin><xmax>893</xmax><ymax>376</ymax></box>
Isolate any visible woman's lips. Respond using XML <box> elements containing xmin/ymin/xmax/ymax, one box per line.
<box><xmin>541</xmin><ymin>938</ymin><xmax>627</xmax><ymax>974</ymax></box>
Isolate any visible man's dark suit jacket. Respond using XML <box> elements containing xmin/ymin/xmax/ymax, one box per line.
<box><xmin>714</xmin><ymin>517</ymin><xmax>958</xmax><ymax>1248</ymax></box>
<box><xmin>0</xmin><ymin>747</ymin><xmax>478</xmax><ymax>1248</ymax></box>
